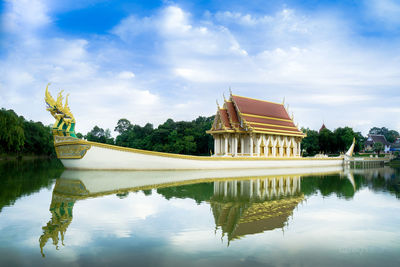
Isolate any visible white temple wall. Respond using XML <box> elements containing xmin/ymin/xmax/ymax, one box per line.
<box><xmin>213</xmin><ymin>132</ymin><xmax>303</xmax><ymax>157</ymax></box>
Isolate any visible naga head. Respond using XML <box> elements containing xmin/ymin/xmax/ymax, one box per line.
<box><xmin>45</xmin><ymin>84</ymin><xmax>77</xmax><ymax>137</ymax></box>
<box><xmin>45</xmin><ymin>83</ymin><xmax>65</xmax><ymax>120</ymax></box>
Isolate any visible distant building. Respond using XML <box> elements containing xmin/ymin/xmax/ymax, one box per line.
<box><xmin>207</xmin><ymin>93</ymin><xmax>305</xmax><ymax>157</ymax></box>
<box><xmin>364</xmin><ymin>134</ymin><xmax>391</xmax><ymax>153</ymax></box>
<box><xmin>390</xmin><ymin>137</ymin><xmax>400</xmax><ymax>152</ymax></box>
<box><xmin>319</xmin><ymin>123</ymin><xmax>327</xmax><ymax>133</ymax></box>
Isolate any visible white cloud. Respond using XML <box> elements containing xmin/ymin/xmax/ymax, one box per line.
<box><xmin>2</xmin><ymin>0</ymin><xmax>50</xmax><ymax>33</ymax></box>
<box><xmin>117</xmin><ymin>71</ymin><xmax>136</xmax><ymax>80</ymax></box>
<box><xmin>364</xmin><ymin>0</ymin><xmax>400</xmax><ymax>26</ymax></box>
<box><xmin>2</xmin><ymin>3</ymin><xmax>400</xmax><ymax>135</ymax></box>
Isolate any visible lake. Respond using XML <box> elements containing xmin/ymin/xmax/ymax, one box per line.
<box><xmin>0</xmin><ymin>159</ymin><xmax>399</xmax><ymax>266</ymax></box>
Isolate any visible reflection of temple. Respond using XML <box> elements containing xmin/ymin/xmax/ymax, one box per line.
<box><xmin>209</xmin><ymin>176</ymin><xmax>304</xmax><ymax>242</ymax></box>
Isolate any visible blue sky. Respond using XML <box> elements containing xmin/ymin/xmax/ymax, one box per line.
<box><xmin>1</xmin><ymin>0</ymin><xmax>400</xmax><ymax>135</ymax></box>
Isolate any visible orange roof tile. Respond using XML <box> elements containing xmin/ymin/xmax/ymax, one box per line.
<box><xmin>225</xmin><ymin>101</ymin><xmax>239</xmax><ymax>124</ymax></box>
<box><xmin>232</xmin><ymin>95</ymin><xmax>290</xmax><ymax>120</ymax></box>
<box><xmin>219</xmin><ymin>109</ymin><xmax>232</xmax><ymax>129</ymax></box>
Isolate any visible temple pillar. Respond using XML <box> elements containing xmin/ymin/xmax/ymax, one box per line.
<box><xmin>286</xmin><ymin>146</ymin><xmax>291</xmax><ymax>158</ymax></box>
<box><xmin>272</xmin><ymin>137</ymin><xmax>276</xmax><ymax>157</ymax></box>
<box><xmin>249</xmin><ymin>134</ymin><xmax>254</xmax><ymax>156</ymax></box>
<box><xmin>220</xmin><ymin>135</ymin><xmax>222</xmax><ymax>155</ymax></box>
<box><xmin>255</xmin><ymin>135</ymin><xmax>261</xmax><ymax>156</ymax></box>
<box><xmin>213</xmin><ymin>135</ymin><xmax>217</xmax><ymax>156</ymax></box>
<box><xmin>298</xmin><ymin>141</ymin><xmax>301</xmax><ymax>156</ymax></box>
<box><xmin>224</xmin><ymin>135</ymin><xmax>228</xmax><ymax>156</ymax></box>
<box><xmin>234</xmin><ymin>135</ymin><xmax>238</xmax><ymax>157</ymax></box>
<box><xmin>240</xmin><ymin>136</ymin><xmax>244</xmax><ymax>156</ymax></box>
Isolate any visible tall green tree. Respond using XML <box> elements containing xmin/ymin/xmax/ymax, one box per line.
<box><xmin>373</xmin><ymin>142</ymin><xmax>384</xmax><ymax>155</ymax></box>
<box><xmin>0</xmin><ymin>109</ymin><xmax>25</xmax><ymax>153</ymax></box>
<box><xmin>333</xmin><ymin>127</ymin><xmax>355</xmax><ymax>153</ymax></box>
<box><xmin>85</xmin><ymin>126</ymin><xmax>114</xmax><ymax>144</ymax></box>
<box><xmin>301</xmin><ymin>128</ymin><xmax>319</xmax><ymax>156</ymax></box>
<box><xmin>318</xmin><ymin>128</ymin><xmax>334</xmax><ymax>154</ymax></box>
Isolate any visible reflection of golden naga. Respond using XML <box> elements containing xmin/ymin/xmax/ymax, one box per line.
<box><xmin>39</xmin><ymin>191</ymin><xmax>75</xmax><ymax>257</ymax></box>
<box><xmin>210</xmin><ymin>176</ymin><xmax>304</xmax><ymax>243</ymax></box>
<box><xmin>45</xmin><ymin>84</ymin><xmax>77</xmax><ymax>138</ymax></box>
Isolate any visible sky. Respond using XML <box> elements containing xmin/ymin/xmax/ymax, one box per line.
<box><xmin>1</xmin><ymin>0</ymin><xmax>400</xmax><ymax>136</ymax></box>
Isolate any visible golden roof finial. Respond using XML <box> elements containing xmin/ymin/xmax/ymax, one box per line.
<box><xmin>229</xmin><ymin>87</ymin><xmax>232</xmax><ymax>96</ymax></box>
<box><xmin>216</xmin><ymin>99</ymin><xmax>220</xmax><ymax>108</ymax></box>
<box><xmin>291</xmin><ymin>112</ymin><xmax>294</xmax><ymax>120</ymax></box>
<box><xmin>282</xmin><ymin>96</ymin><xmax>285</xmax><ymax>105</ymax></box>
<box><xmin>223</xmin><ymin>93</ymin><xmax>226</xmax><ymax>101</ymax></box>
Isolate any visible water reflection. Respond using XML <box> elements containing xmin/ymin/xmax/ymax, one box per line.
<box><xmin>0</xmin><ymin>159</ymin><xmax>63</xmax><ymax>212</ymax></box>
<box><xmin>210</xmin><ymin>177</ymin><xmax>303</xmax><ymax>243</ymax></box>
<box><xmin>37</xmin><ymin>166</ymin><xmax>400</xmax><ymax>257</ymax></box>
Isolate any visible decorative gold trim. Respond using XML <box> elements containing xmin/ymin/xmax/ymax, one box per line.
<box><xmin>252</xmin><ymin>130</ymin><xmax>305</xmax><ymax>137</ymax></box>
<box><xmin>253</xmin><ymin>127</ymin><xmax>302</xmax><ymax>134</ymax></box>
<box><xmin>248</xmin><ymin>121</ymin><xmax>298</xmax><ymax>129</ymax></box>
<box><xmin>55</xmin><ymin>144</ymin><xmax>91</xmax><ymax>159</ymax></box>
<box><xmin>206</xmin><ymin>129</ymin><xmax>235</xmax><ymax>133</ymax></box>
<box><xmin>241</xmin><ymin>113</ymin><xmax>293</xmax><ymax>123</ymax></box>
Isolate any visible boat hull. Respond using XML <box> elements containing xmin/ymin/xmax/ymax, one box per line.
<box><xmin>57</xmin><ymin>139</ymin><xmax>344</xmax><ymax>170</ymax></box>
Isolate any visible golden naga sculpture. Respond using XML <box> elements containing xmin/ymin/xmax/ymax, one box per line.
<box><xmin>45</xmin><ymin>83</ymin><xmax>77</xmax><ymax>137</ymax></box>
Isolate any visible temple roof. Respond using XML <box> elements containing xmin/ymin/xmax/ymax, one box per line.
<box><xmin>365</xmin><ymin>134</ymin><xmax>390</xmax><ymax>146</ymax></box>
<box><xmin>219</xmin><ymin>108</ymin><xmax>233</xmax><ymax>130</ymax></box>
<box><xmin>208</xmin><ymin>93</ymin><xmax>304</xmax><ymax>137</ymax></box>
<box><xmin>232</xmin><ymin>95</ymin><xmax>290</xmax><ymax>119</ymax></box>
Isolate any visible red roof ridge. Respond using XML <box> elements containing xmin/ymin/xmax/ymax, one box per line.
<box><xmin>231</xmin><ymin>94</ymin><xmax>283</xmax><ymax>106</ymax></box>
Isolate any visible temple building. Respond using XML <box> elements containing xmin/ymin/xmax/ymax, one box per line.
<box><xmin>207</xmin><ymin>93</ymin><xmax>305</xmax><ymax>157</ymax></box>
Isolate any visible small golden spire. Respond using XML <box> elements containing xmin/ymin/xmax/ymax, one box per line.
<box><xmin>229</xmin><ymin>87</ymin><xmax>232</xmax><ymax>96</ymax></box>
<box><xmin>282</xmin><ymin>96</ymin><xmax>285</xmax><ymax>105</ymax></box>
<box><xmin>216</xmin><ymin>99</ymin><xmax>220</xmax><ymax>108</ymax></box>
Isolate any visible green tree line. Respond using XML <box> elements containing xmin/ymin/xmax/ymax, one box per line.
<box><xmin>85</xmin><ymin>116</ymin><xmax>215</xmax><ymax>156</ymax></box>
<box><xmin>301</xmin><ymin>127</ymin><xmax>365</xmax><ymax>156</ymax></box>
<box><xmin>0</xmin><ymin>108</ymin><xmax>55</xmax><ymax>156</ymax></box>
<box><xmin>2</xmin><ymin>107</ymin><xmax>399</xmax><ymax>157</ymax></box>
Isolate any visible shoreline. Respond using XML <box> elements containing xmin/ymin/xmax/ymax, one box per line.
<box><xmin>0</xmin><ymin>154</ymin><xmax>55</xmax><ymax>161</ymax></box>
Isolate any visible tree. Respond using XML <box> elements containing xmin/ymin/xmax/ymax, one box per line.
<box><xmin>85</xmin><ymin>126</ymin><xmax>114</xmax><ymax>144</ymax></box>
<box><xmin>301</xmin><ymin>128</ymin><xmax>319</xmax><ymax>156</ymax></box>
<box><xmin>318</xmin><ymin>128</ymin><xmax>334</xmax><ymax>154</ymax></box>
<box><xmin>333</xmin><ymin>127</ymin><xmax>355</xmax><ymax>153</ymax></box>
<box><xmin>114</xmin><ymin>119</ymin><xmax>133</xmax><ymax>134</ymax></box>
<box><xmin>0</xmin><ymin>109</ymin><xmax>25</xmax><ymax>153</ymax></box>
<box><xmin>373</xmin><ymin>142</ymin><xmax>384</xmax><ymax>155</ymax></box>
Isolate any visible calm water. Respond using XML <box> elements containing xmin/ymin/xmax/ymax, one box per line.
<box><xmin>0</xmin><ymin>159</ymin><xmax>399</xmax><ymax>267</ymax></box>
